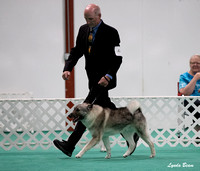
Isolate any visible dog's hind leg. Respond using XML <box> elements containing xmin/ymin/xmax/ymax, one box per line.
<box><xmin>102</xmin><ymin>136</ymin><xmax>111</xmax><ymax>159</ymax></box>
<box><xmin>121</xmin><ymin>132</ymin><xmax>135</xmax><ymax>158</ymax></box>
<box><xmin>138</xmin><ymin>129</ymin><xmax>156</xmax><ymax>158</ymax></box>
<box><xmin>75</xmin><ymin>137</ymin><xmax>100</xmax><ymax>158</ymax></box>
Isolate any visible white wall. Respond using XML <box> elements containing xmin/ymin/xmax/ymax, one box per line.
<box><xmin>0</xmin><ymin>0</ymin><xmax>65</xmax><ymax>98</ymax></box>
<box><xmin>0</xmin><ymin>0</ymin><xmax>200</xmax><ymax>98</ymax></box>
<box><xmin>74</xmin><ymin>0</ymin><xmax>200</xmax><ymax>97</ymax></box>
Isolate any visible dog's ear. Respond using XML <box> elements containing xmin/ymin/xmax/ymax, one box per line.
<box><xmin>87</xmin><ymin>104</ymin><xmax>93</xmax><ymax>111</ymax></box>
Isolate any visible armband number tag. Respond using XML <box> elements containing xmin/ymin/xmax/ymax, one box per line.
<box><xmin>114</xmin><ymin>46</ymin><xmax>122</xmax><ymax>56</ymax></box>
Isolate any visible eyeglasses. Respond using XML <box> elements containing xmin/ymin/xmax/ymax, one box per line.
<box><xmin>190</xmin><ymin>62</ymin><xmax>200</xmax><ymax>65</ymax></box>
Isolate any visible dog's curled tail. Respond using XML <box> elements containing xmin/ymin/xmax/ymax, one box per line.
<box><xmin>127</xmin><ymin>100</ymin><xmax>141</xmax><ymax>114</ymax></box>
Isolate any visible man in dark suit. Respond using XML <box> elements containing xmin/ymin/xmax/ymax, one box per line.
<box><xmin>53</xmin><ymin>4</ymin><xmax>139</xmax><ymax>157</ymax></box>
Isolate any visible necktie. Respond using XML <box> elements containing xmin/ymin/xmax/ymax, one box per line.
<box><xmin>88</xmin><ymin>28</ymin><xmax>93</xmax><ymax>55</ymax></box>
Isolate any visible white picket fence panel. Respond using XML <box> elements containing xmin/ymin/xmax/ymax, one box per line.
<box><xmin>0</xmin><ymin>96</ymin><xmax>199</xmax><ymax>150</ymax></box>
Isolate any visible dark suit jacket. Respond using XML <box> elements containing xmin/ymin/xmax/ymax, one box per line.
<box><xmin>63</xmin><ymin>21</ymin><xmax>122</xmax><ymax>90</ymax></box>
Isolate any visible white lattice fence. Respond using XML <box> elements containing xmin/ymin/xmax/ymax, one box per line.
<box><xmin>0</xmin><ymin>97</ymin><xmax>199</xmax><ymax>150</ymax></box>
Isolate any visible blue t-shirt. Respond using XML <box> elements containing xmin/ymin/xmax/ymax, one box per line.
<box><xmin>179</xmin><ymin>72</ymin><xmax>200</xmax><ymax>96</ymax></box>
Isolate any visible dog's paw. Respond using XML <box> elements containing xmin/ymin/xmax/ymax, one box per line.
<box><xmin>105</xmin><ymin>153</ymin><xmax>111</xmax><ymax>159</ymax></box>
<box><xmin>123</xmin><ymin>154</ymin><xmax>128</xmax><ymax>158</ymax></box>
<box><xmin>75</xmin><ymin>154</ymin><xmax>81</xmax><ymax>158</ymax></box>
<box><xmin>149</xmin><ymin>154</ymin><xmax>155</xmax><ymax>158</ymax></box>
<box><xmin>100</xmin><ymin>146</ymin><xmax>106</xmax><ymax>152</ymax></box>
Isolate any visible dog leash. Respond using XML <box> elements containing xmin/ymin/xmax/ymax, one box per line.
<box><xmin>90</xmin><ymin>85</ymin><xmax>107</xmax><ymax>105</ymax></box>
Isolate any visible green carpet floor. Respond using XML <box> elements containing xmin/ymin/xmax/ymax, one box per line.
<box><xmin>0</xmin><ymin>144</ymin><xmax>199</xmax><ymax>171</ymax></box>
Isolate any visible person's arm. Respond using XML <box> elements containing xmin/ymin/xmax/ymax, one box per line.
<box><xmin>62</xmin><ymin>26</ymin><xmax>85</xmax><ymax>80</ymax></box>
<box><xmin>106</xmin><ymin>29</ymin><xmax>122</xmax><ymax>77</ymax></box>
<box><xmin>98</xmin><ymin>29</ymin><xmax>122</xmax><ymax>87</ymax></box>
<box><xmin>180</xmin><ymin>73</ymin><xmax>200</xmax><ymax>95</ymax></box>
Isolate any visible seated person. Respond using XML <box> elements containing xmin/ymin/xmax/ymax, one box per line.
<box><xmin>179</xmin><ymin>54</ymin><xmax>200</xmax><ymax>131</ymax></box>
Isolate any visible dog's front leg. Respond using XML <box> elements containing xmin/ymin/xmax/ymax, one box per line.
<box><xmin>76</xmin><ymin>137</ymin><xmax>99</xmax><ymax>158</ymax></box>
<box><xmin>102</xmin><ymin>136</ymin><xmax>111</xmax><ymax>159</ymax></box>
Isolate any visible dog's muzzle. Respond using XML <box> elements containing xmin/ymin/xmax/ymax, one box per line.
<box><xmin>68</xmin><ymin>113</ymin><xmax>83</xmax><ymax>123</ymax></box>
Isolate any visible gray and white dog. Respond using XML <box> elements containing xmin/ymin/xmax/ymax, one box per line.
<box><xmin>68</xmin><ymin>100</ymin><xmax>156</xmax><ymax>159</ymax></box>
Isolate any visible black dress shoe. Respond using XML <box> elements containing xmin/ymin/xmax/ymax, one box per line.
<box><xmin>53</xmin><ymin>139</ymin><xmax>75</xmax><ymax>157</ymax></box>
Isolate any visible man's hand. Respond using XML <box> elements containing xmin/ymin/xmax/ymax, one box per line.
<box><xmin>62</xmin><ymin>71</ymin><xmax>71</xmax><ymax>80</ymax></box>
<box><xmin>98</xmin><ymin>76</ymin><xmax>110</xmax><ymax>87</ymax></box>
